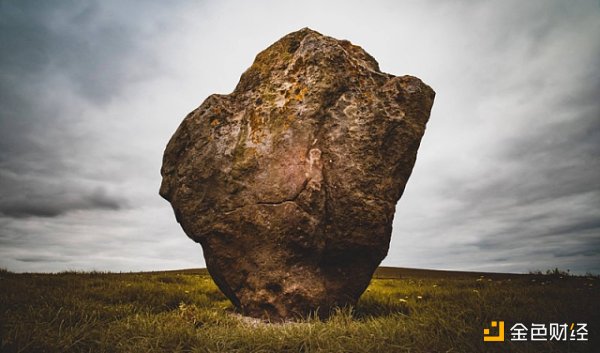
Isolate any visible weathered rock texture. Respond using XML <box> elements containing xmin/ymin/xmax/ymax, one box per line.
<box><xmin>160</xmin><ymin>28</ymin><xmax>435</xmax><ymax>321</ymax></box>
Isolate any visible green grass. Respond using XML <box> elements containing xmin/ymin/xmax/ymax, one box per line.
<box><xmin>1</xmin><ymin>267</ymin><xmax>598</xmax><ymax>352</ymax></box>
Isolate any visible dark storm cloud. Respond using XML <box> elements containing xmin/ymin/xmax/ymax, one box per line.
<box><xmin>2</xmin><ymin>2</ymin><xmax>100</xmax><ymax>165</ymax></box>
<box><xmin>0</xmin><ymin>186</ymin><xmax>124</xmax><ymax>218</ymax></box>
<box><xmin>0</xmin><ymin>0</ymin><xmax>204</xmax><ymax>272</ymax></box>
<box><xmin>0</xmin><ymin>1</ymin><xmax>159</xmax><ymax>170</ymax></box>
<box><xmin>419</xmin><ymin>82</ymin><xmax>600</xmax><ymax>273</ymax></box>
<box><xmin>386</xmin><ymin>0</ymin><xmax>600</xmax><ymax>274</ymax></box>
<box><xmin>447</xmin><ymin>73</ymin><xmax>600</xmax><ymax>264</ymax></box>
<box><xmin>15</xmin><ymin>255</ymin><xmax>70</xmax><ymax>263</ymax></box>
<box><xmin>0</xmin><ymin>1</ymin><xmax>157</xmax><ymax>105</ymax></box>
<box><xmin>448</xmin><ymin>106</ymin><xmax>600</xmax><ymax>207</ymax></box>
<box><xmin>0</xmin><ymin>1</ymin><xmax>165</xmax><ymax>217</ymax></box>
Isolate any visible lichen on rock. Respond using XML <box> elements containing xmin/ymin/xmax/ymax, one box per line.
<box><xmin>160</xmin><ymin>28</ymin><xmax>435</xmax><ymax>321</ymax></box>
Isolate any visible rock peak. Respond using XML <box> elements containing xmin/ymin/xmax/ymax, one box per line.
<box><xmin>234</xmin><ymin>28</ymin><xmax>386</xmax><ymax>95</ymax></box>
<box><xmin>160</xmin><ymin>29</ymin><xmax>435</xmax><ymax>321</ymax></box>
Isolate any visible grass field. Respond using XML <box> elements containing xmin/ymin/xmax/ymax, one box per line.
<box><xmin>1</xmin><ymin>267</ymin><xmax>598</xmax><ymax>353</ymax></box>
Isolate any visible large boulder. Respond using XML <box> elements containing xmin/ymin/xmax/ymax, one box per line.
<box><xmin>160</xmin><ymin>28</ymin><xmax>435</xmax><ymax>321</ymax></box>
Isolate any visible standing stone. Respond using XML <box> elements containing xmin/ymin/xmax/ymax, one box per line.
<box><xmin>160</xmin><ymin>28</ymin><xmax>435</xmax><ymax>321</ymax></box>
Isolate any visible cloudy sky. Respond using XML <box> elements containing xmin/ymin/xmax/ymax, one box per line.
<box><xmin>1</xmin><ymin>0</ymin><xmax>598</xmax><ymax>274</ymax></box>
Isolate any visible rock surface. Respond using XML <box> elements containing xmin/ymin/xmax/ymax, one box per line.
<box><xmin>160</xmin><ymin>28</ymin><xmax>435</xmax><ymax>321</ymax></box>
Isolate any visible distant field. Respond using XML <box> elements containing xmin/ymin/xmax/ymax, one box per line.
<box><xmin>0</xmin><ymin>267</ymin><xmax>597</xmax><ymax>353</ymax></box>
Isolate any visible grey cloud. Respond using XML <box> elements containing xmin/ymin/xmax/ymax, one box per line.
<box><xmin>0</xmin><ymin>2</ymin><xmax>155</xmax><ymax>164</ymax></box>
<box><xmin>386</xmin><ymin>0</ymin><xmax>600</xmax><ymax>275</ymax></box>
<box><xmin>0</xmin><ymin>1</ymin><xmax>163</xmax><ymax>105</ymax></box>
<box><xmin>553</xmin><ymin>242</ymin><xmax>600</xmax><ymax>258</ymax></box>
<box><xmin>0</xmin><ymin>140</ymin><xmax>128</xmax><ymax>220</ymax></box>
<box><xmin>0</xmin><ymin>2</ymin><xmax>178</xmax><ymax>217</ymax></box>
<box><xmin>0</xmin><ymin>184</ymin><xmax>125</xmax><ymax>218</ymax></box>
<box><xmin>457</xmin><ymin>115</ymin><xmax>599</xmax><ymax>208</ymax></box>
<box><xmin>15</xmin><ymin>256</ymin><xmax>69</xmax><ymax>263</ymax></box>
<box><xmin>0</xmin><ymin>1</ymin><xmax>190</xmax><ymax>272</ymax></box>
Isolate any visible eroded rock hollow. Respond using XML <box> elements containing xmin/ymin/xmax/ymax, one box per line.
<box><xmin>160</xmin><ymin>28</ymin><xmax>435</xmax><ymax>321</ymax></box>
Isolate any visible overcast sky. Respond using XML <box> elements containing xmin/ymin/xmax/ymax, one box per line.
<box><xmin>1</xmin><ymin>0</ymin><xmax>598</xmax><ymax>274</ymax></box>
